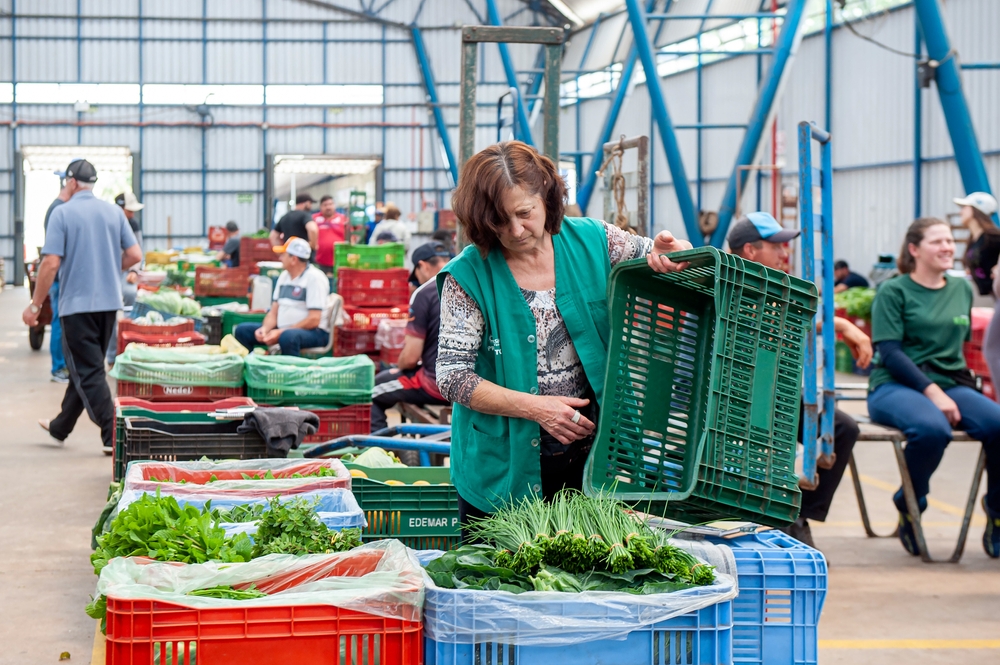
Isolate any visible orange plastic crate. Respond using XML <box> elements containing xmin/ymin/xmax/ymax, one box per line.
<box><xmin>194</xmin><ymin>266</ymin><xmax>251</xmax><ymax>298</ymax></box>
<box><xmin>105</xmin><ymin>551</ymin><xmax>423</xmax><ymax>665</ymax></box>
<box><xmin>337</xmin><ymin>268</ymin><xmax>410</xmax><ymax>307</ymax></box>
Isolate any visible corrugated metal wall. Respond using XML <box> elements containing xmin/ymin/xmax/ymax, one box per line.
<box><xmin>1</xmin><ymin>0</ymin><xmax>998</xmax><ymax>275</ymax></box>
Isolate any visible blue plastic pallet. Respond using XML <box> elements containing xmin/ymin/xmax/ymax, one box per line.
<box><xmin>708</xmin><ymin>531</ymin><xmax>827</xmax><ymax>665</ymax></box>
<box><xmin>425</xmin><ymin>598</ymin><xmax>733</xmax><ymax>665</ymax></box>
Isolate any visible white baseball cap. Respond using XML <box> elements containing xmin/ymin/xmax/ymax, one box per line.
<box><xmin>954</xmin><ymin>192</ymin><xmax>998</xmax><ymax>217</ymax></box>
<box><xmin>273</xmin><ymin>236</ymin><xmax>312</xmax><ymax>260</ymax></box>
<box><xmin>115</xmin><ymin>190</ymin><xmax>145</xmax><ymax>212</ymax></box>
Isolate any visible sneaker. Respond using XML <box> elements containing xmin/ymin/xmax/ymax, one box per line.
<box><xmin>102</xmin><ymin>445</ymin><xmax>113</xmax><ymax>456</ymax></box>
<box><xmin>893</xmin><ymin>489</ymin><xmax>927</xmax><ymax>557</ymax></box>
<box><xmin>50</xmin><ymin>368</ymin><xmax>69</xmax><ymax>383</ymax></box>
<box><xmin>38</xmin><ymin>419</ymin><xmax>65</xmax><ymax>447</ymax></box>
<box><xmin>780</xmin><ymin>517</ymin><xmax>816</xmax><ymax>549</ymax></box>
<box><xmin>983</xmin><ymin>497</ymin><xmax>1000</xmax><ymax>559</ymax></box>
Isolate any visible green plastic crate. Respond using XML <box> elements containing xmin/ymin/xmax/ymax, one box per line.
<box><xmin>334</xmin><ymin>242</ymin><xmax>405</xmax><ymax>270</ymax></box>
<box><xmin>346</xmin><ymin>464</ymin><xmax>459</xmax><ymax>550</ymax></box>
<box><xmin>585</xmin><ymin>247</ymin><xmax>818</xmax><ymax>527</ymax></box>
<box><xmin>198</xmin><ymin>296</ymin><xmax>249</xmax><ymax>308</ymax></box>
<box><xmin>244</xmin><ymin>354</ymin><xmax>374</xmax><ymax>406</ymax></box>
<box><xmin>222</xmin><ymin>310</ymin><xmax>266</xmax><ymax>337</ymax></box>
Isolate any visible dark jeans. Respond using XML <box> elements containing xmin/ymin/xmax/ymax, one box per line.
<box><xmin>49</xmin><ymin>280</ymin><xmax>65</xmax><ymax>373</ymax></box>
<box><xmin>370</xmin><ymin>367</ymin><xmax>448</xmax><ymax>431</ymax></box>
<box><xmin>233</xmin><ymin>322</ymin><xmax>329</xmax><ymax>357</ymax></box>
<box><xmin>868</xmin><ymin>382</ymin><xmax>1000</xmax><ymax>513</ymax></box>
<box><xmin>49</xmin><ymin>311</ymin><xmax>117</xmax><ymax>449</ymax></box>
<box><xmin>797</xmin><ymin>407</ymin><xmax>860</xmax><ymax>522</ymax></box>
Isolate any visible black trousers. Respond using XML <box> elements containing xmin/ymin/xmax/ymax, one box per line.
<box><xmin>798</xmin><ymin>407</ymin><xmax>860</xmax><ymax>522</ymax></box>
<box><xmin>370</xmin><ymin>367</ymin><xmax>448</xmax><ymax>431</ymax></box>
<box><xmin>49</xmin><ymin>311</ymin><xmax>117</xmax><ymax>449</ymax></box>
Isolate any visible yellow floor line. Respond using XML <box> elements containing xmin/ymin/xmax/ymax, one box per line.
<box><xmin>91</xmin><ymin>621</ymin><xmax>105</xmax><ymax>664</ymax></box>
<box><xmin>857</xmin><ymin>473</ymin><xmax>985</xmax><ymax>526</ymax></box>
<box><xmin>820</xmin><ymin>639</ymin><xmax>1000</xmax><ymax>650</ymax></box>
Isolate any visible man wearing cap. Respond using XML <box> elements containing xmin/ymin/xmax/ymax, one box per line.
<box><xmin>233</xmin><ymin>237</ymin><xmax>331</xmax><ymax>357</ymax></box>
<box><xmin>728</xmin><ymin>212</ymin><xmax>871</xmax><ymax>548</ymax></box>
<box><xmin>370</xmin><ymin>242</ymin><xmax>451</xmax><ymax>431</ymax></box>
<box><xmin>24</xmin><ymin>159</ymin><xmax>143</xmax><ymax>455</ymax></box>
<box><xmin>271</xmin><ymin>193</ymin><xmax>318</xmax><ymax>258</ymax></box>
<box><xmin>42</xmin><ymin>173</ymin><xmax>75</xmax><ymax>383</ymax></box>
<box><xmin>217</xmin><ymin>221</ymin><xmax>242</xmax><ymax>267</ymax></box>
<box><xmin>106</xmin><ymin>190</ymin><xmax>145</xmax><ymax>366</ymax></box>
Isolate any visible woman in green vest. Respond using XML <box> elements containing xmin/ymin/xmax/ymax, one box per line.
<box><xmin>435</xmin><ymin>141</ymin><xmax>692</xmax><ymax>538</ymax></box>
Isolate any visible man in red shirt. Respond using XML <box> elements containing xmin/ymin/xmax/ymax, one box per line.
<box><xmin>312</xmin><ymin>195</ymin><xmax>346</xmax><ymax>276</ymax></box>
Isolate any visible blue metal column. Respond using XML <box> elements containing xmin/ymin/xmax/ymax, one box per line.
<box><xmin>624</xmin><ymin>0</ymin><xmax>700</xmax><ymax>243</ymax></box>
<box><xmin>412</xmin><ymin>26</ymin><xmax>458</xmax><ymax>186</ymax></box>
<box><xmin>914</xmin><ymin>0</ymin><xmax>993</xmax><ymax>206</ymax></box>
<box><xmin>485</xmin><ymin>0</ymin><xmax>534</xmax><ymax>146</ymax></box>
<box><xmin>712</xmin><ymin>0</ymin><xmax>808</xmax><ymax>248</ymax></box>
<box><xmin>914</xmin><ymin>21</ymin><xmax>923</xmax><ymax>218</ymax></box>
<box><xmin>798</xmin><ymin>121</ymin><xmax>836</xmax><ymax>486</ymax></box>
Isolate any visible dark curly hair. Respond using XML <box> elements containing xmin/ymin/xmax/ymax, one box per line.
<box><xmin>451</xmin><ymin>141</ymin><xmax>567</xmax><ymax>257</ymax></box>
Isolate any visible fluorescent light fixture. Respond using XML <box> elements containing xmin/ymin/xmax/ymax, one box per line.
<box><xmin>273</xmin><ymin>156</ymin><xmax>380</xmax><ymax>175</ymax></box>
<box><xmin>546</xmin><ymin>0</ymin><xmax>584</xmax><ymax>27</ymax></box>
<box><xmin>265</xmin><ymin>85</ymin><xmax>383</xmax><ymax>106</ymax></box>
<box><xmin>16</xmin><ymin>83</ymin><xmax>140</xmax><ymax>105</ymax></box>
<box><xmin>143</xmin><ymin>84</ymin><xmax>264</xmax><ymax>105</ymax></box>
<box><xmin>0</xmin><ymin>83</ymin><xmax>12</xmax><ymax>104</ymax></box>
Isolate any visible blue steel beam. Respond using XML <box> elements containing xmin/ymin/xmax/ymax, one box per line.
<box><xmin>623</xmin><ymin>0</ymin><xmax>700</xmax><ymax>243</ymax></box>
<box><xmin>711</xmin><ymin>0</ymin><xmax>808</xmax><ymax>248</ymax></box>
<box><xmin>576</xmin><ymin>0</ymin><xmax>661</xmax><ymax>214</ymax></box>
<box><xmin>914</xmin><ymin>0</ymin><xmax>994</xmax><ymax>208</ymax></box>
<box><xmin>411</xmin><ymin>26</ymin><xmax>459</xmax><ymax>186</ymax></box>
<box><xmin>485</xmin><ymin>0</ymin><xmax>535</xmax><ymax>146</ymax></box>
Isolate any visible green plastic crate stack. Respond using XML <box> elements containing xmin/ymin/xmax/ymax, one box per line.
<box><xmin>345</xmin><ymin>464</ymin><xmax>459</xmax><ymax>550</ymax></box>
<box><xmin>222</xmin><ymin>310</ymin><xmax>266</xmax><ymax>337</ymax></box>
<box><xmin>584</xmin><ymin>247</ymin><xmax>818</xmax><ymax>527</ymax></box>
<box><xmin>244</xmin><ymin>354</ymin><xmax>374</xmax><ymax>405</ymax></box>
<box><xmin>334</xmin><ymin>242</ymin><xmax>405</xmax><ymax>270</ymax></box>
<box><xmin>109</xmin><ymin>347</ymin><xmax>246</xmax><ymax>387</ymax></box>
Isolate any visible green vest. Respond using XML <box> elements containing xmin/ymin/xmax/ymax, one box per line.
<box><xmin>437</xmin><ymin>217</ymin><xmax>612</xmax><ymax>513</ymax></box>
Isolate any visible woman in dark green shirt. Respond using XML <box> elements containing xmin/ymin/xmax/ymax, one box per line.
<box><xmin>868</xmin><ymin>217</ymin><xmax>1000</xmax><ymax>558</ymax></box>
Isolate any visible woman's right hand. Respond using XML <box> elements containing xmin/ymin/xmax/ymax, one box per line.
<box><xmin>529</xmin><ymin>395</ymin><xmax>596</xmax><ymax>445</ymax></box>
<box><xmin>924</xmin><ymin>383</ymin><xmax>961</xmax><ymax>426</ymax></box>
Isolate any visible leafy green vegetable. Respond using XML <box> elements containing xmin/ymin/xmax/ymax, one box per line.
<box><xmin>834</xmin><ymin>287</ymin><xmax>876</xmax><ymax>320</ymax></box>
<box><xmin>251</xmin><ymin>496</ymin><xmax>362</xmax><ymax>557</ymax></box>
<box><xmin>187</xmin><ymin>585</ymin><xmax>267</xmax><ymax>600</ymax></box>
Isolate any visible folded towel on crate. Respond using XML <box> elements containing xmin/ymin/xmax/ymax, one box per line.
<box><xmin>238</xmin><ymin>408</ymin><xmax>320</xmax><ymax>457</ymax></box>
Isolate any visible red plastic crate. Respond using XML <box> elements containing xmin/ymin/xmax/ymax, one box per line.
<box><xmin>194</xmin><ymin>265</ymin><xmax>251</xmax><ymax>298</ymax></box>
<box><xmin>125</xmin><ymin>458</ymin><xmax>351</xmax><ymax>495</ymax></box>
<box><xmin>105</xmin><ymin>551</ymin><xmax>423</xmax><ymax>665</ymax></box>
<box><xmin>334</xmin><ymin>308</ymin><xmax>408</xmax><ymax>357</ymax></box>
<box><xmin>337</xmin><ymin>268</ymin><xmax>410</xmax><ymax>307</ymax></box>
<box><xmin>971</xmin><ymin>307</ymin><xmax>992</xmax><ymax>347</ymax></box>
<box><xmin>964</xmin><ymin>342</ymin><xmax>990</xmax><ymax>377</ymax></box>
<box><xmin>116</xmin><ymin>330</ymin><xmax>207</xmax><ymax>356</ymax></box>
<box><xmin>118</xmin><ymin>318</ymin><xmax>194</xmax><ymax>345</ymax></box>
<box><xmin>241</xmin><ymin>236</ymin><xmax>278</xmax><ymax>266</ymax></box>
<box><xmin>116</xmin><ymin>381</ymin><xmax>245</xmax><ymax>401</ymax></box>
<box><xmin>114</xmin><ymin>397</ymin><xmax>255</xmax><ymax>412</ymax></box>
<box><xmin>305</xmin><ymin>404</ymin><xmax>371</xmax><ymax>443</ymax></box>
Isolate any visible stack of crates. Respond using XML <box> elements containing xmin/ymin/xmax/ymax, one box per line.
<box><xmin>332</xmin><ymin>242</ymin><xmax>408</xmax><ymax>360</ymax></box>
<box><xmin>116</xmin><ymin>317</ymin><xmax>201</xmax><ymax>356</ymax></box>
<box><xmin>112</xmin><ymin>397</ymin><xmax>256</xmax><ymax>481</ymax></box>
<box><xmin>113</xmin><ymin>347</ymin><xmax>245</xmax><ymax>401</ymax></box>
<box><xmin>965</xmin><ymin>307</ymin><xmax>994</xmax><ymax>399</ymax></box>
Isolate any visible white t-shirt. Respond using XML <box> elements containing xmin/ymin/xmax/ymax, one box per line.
<box><xmin>273</xmin><ymin>265</ymin><xmax>331</xmax><ymax>331</ymax></box>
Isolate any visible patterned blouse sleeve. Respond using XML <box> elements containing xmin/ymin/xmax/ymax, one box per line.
<box><xmin>604</xmin><ymin>221</ymin><xmax>655</xmax><ymax>266</ymax></box>
<box><xmin>435</xmin><ymin>274</ymin><xmax>486</xmax><ymax>407</ymax></box>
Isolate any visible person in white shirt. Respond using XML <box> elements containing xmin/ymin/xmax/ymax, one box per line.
<box><xmin>367</xmin><ymin>202</ymin><xmax>411</xmax><ymax>249</ymax></box>
<box><xmin>233</xmin><ymin>237</ymin><xmax>330</xmax><ymax>356</ymax></box>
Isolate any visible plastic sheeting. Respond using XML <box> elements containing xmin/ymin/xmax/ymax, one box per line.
<box><xmin>97</xmin><ymin>540</ymin><xmax>425</xmax><ymax>622</ymax></box>
<box><xmin>110</xmin><ymin>347</ymin><xmax>245</xmax><ymax>386</ymax></box>
<box><xmin>418</xmin><ymin>542</ymin><xmax>738</xmax><ymax>647</ymax></box>
<box><xmin>243</xmin><ymin>354</ymin><xmax>374</xmax><ymax>398</ymax></box>
<box><xmin>122</xmin><ymin>458</ymin><xmax>351</xmax><ymax>496</ymax></box>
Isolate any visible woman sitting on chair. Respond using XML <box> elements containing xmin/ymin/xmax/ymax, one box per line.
<box><xmin>868</xmin><ymin>217</ymin><xmax>1000</xmax><ymax>558</ymax></box>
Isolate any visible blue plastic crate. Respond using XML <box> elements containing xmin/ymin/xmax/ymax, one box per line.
<box><xmin>708</xmin><ymin>531</ymin><xmax>827</xmax><ymax>665</ymax></box>
<box><xmin>425</xmin><ymin>597</ymin><xmax>733</xmax><ymax>665</ymax></box>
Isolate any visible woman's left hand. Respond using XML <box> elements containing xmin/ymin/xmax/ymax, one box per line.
<box><xmin>647</xmin><ymin>231</ymin><xmax>693</xmax><ymax>273</ymax></box>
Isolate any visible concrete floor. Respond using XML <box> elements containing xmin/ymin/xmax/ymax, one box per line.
<box><xmin>0</xmin><ymin>285</ymin><xmax>997</xmax><ymax>664</ymax></box>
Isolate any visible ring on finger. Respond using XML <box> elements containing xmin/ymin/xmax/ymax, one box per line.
<box><xmin>571</xmin><ymin>409</ymin><xmax>581</xmax><ymax>424</ymax></box>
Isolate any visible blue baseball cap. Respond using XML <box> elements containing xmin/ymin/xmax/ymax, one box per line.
<box><xmin>727</xmin><ymin>212</ymin><xmax>800</xmax><ymax>249</ymax></box>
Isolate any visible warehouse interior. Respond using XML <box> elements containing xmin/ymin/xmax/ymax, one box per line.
<box><xmin>1</xmin><ymin>1</ymin><xmax>999</xmax><ymax>664</ymax></box>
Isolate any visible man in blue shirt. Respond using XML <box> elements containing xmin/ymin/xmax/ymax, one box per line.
<box><xmin>23</xmin><ymin>159</ymin><xmax>143</xmax><ymax>454</ymax></box>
